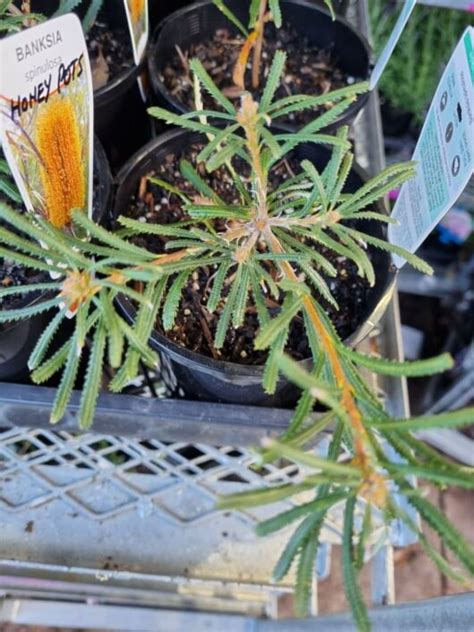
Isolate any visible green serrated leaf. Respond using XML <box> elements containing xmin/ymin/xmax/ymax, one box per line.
<box><xmin>50</xmin><ymin>333</ymin><xmax>81</xmax><ymax>424</ymax></box>
<box><xmin>78</xmin><ymin>323</ymin><xmax>106</xmax><ymax>430</ymax></box>
<box><xmin>213</xmin><ymin>0</ymin><xmax>248</xmax><ymax>35</ymax></box>
<box><xmin>190</xmin><ymin>58</ymin><xmax>237</xmax><ymax>115</ymax></box>
<box><xmin>342</xmin><ymin>496</ymin><xmax>371</xmax><ymax>632</ymax></box>
<box><xmin>162</xmin><ymin>270</ymin><xmax>190</xmax><ymax>331</ymax></box>
<box><xmin>254</xmin><ymin>298</ymin><xmax>303</xmax><ymax>350</ymax></box>
<box><xmin>260</xmin><ymin>50</ymin><xmax>286</xmax><ymax>111</ymax></box>
<box><xmin>256</xmin><ymin>492</ymin><xmax>348</xmax><ymax>537</ymax></box>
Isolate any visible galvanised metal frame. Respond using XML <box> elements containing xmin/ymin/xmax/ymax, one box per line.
<box><xmin>0</xmin><ymin>2</ymin><xmax>421</xmax><ymax>627</ymax></box>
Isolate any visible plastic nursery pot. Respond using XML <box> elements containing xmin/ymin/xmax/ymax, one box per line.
<box><xmin>113</xmin><ymin>128</ymin><xmax>396</xmax><ymax>407</ymax></box>
<box><xmin>0</xmin><ymin>138</ymin><xmax>112</xmax><ymax>384</ymax></box>
<box><xmin>148</xmin><ymin>0</ymin><xmax>349</xmax><ymax>29</ymax></box>
<box><xmin>148</xmin><ymin>0</ymin><xmax>371</xmax><ymax>134</ymax></box>
<box><xmin>89</xmin><ymin>3</ymin><xmax>150</xmax><ymax>170</ymax></box>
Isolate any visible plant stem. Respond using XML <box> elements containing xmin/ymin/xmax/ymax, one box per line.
<box><xmin>252</xmin><ymin>0</ymin><xmax>268</xmax><ymax>89</ymax></box>
<box><xmin>265</xmin><ymin>229</ymin><xmax>387</xmax><ymax>507</ymax></box>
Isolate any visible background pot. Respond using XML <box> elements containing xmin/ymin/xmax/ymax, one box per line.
<box><xmin>148</xmin><ymin>0</ymin><xmax>351</xmax><ymax>29</ymax></box>
<box><xmin>113</xmin><ymin>128</ymin><xmax>395</xmax><ymax>407</ymax></box>
<box><xmin>148</xmin><ymin>0</ymin><xmax>371</xmax><ymax>135</ymax></box>
<box><xmin>0</xmin><ymin>138</ymin><xmax>112</xmax><ymax>384</ymax></box>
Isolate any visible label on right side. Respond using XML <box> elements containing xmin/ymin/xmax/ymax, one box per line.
<box><xmin>389</xmin><ymin>27</ymin><xmax>474</xmax><ymax>268</ymax></box>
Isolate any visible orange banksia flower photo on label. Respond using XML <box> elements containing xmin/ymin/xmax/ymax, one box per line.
<box><xmin>130</xmin><ymin>0</ymin><xmax>145</xmax><ymax>24</ymax></box>
<box><xmin>36</xmin><ymin>96</ymin><xmax>85</xmax><ymax>229</ymax></box>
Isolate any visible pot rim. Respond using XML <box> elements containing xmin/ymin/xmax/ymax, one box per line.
<box><xmin>114</xmin><ymin>127</ymin><xmax>397</xmax><ymax>379</ymax></box>
<box><xmin>147</xmin><ymin>0</ymin><xmax>372</xmax><ymax>129</ymax></box>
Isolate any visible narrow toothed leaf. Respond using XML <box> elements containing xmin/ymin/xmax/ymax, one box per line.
<box><xmin>256</xmin><ymin>492</ymin><xmax>347</xmax><ymax>536</ymax></box>
<box><xmin>72</xmin><ymin>211</ymin><xmax>155</xmax><ymax>260</ymax></box>
<box><xmin>273</xmin><ymin>513</ymin><xmax>322</xmax><ymax>582</ymax></box>
<box><xmin>218</xmin><ymin>481</ymin><xmax>320</xmax><ymax>510</ymax></box>
<box><xmin>213</xmin><ymin>0</ymin><xmax>248</xmax><ymax>35</ymax></box>
<box><xmin>162</xmin><ymin>270</ymin><xmax>190</xmax><ymax>331</ymax></box>
<box><xmin>215</xmin><ymin>266</ymin><xmax>242</xmax><ymax>348</ymax></box>
<box><xmin>197</xmin><ymin>125</ymin><xmax>240</xmax><ymax>163</ymax></box>
<box><xmin>260</xmin><ymin>50</ymin><xmax>286</xmax><ymax>111</ymax></box>
<box><xmin>249</xmin><ymin>267</ymin><xmax>270</xmax><ymax>326</ymax></box>
<box><xmin>207</xmin><ymin>262</ymin><xmax>233</xmax><ymax>313</ymax></box>
<box><xmin>78</xmin><ymin>323</ymin><xmax>107</xmax><ymax>430</ymax></box>
<box><xmin>180</xmin><ymin>159</ymin><xmax>223</xmax><ymax>202</ymax></box>
<box><xmin>232</xmin><ymin>265</ymin><xmax>250</xmax><ymax>327</ymax></box>
<box><xmin>268</xmin><ymin>84</ymin><xmax>368</xmax><ymax>117</ymax></box>
<box><xmin>301</xmin><ymin>159</ymin><xmax>328</xmax><ymax>214</ymax></box>
<box><xmin>341</xmin><ymin>348</ymin><xmax>453</xmax><ymax>378</ymax></box>
<box><xmin>294</xmin><ymin>532</ymin><xmax>319</xmax><ymax>617</ymax></box>
<box><xmin>50</xmin><ymin>333</ymin><xmax>81</xmax><ymax>424</ymax></box>
<box><xmin>262</xmin><ymin>330</ymin><xmax>288</xmax><ymax>394</ymax></box>
<box><xmin>190</xmin><ymin>58</ymin><xmax>237</xmax><ymax>114</ymax></box>
<box><xmin>409</xmin><ymin>495</ymin><xmax>474</xmax><ymax>575</ymax></box>
<box><xmin>342</xmin><ymin>496</ymin><xmax>371</xmax><ymax>632</ymax></box>
<box><xmin>118</xmin><ymin>216</ymin><xmax>194</xmax><ymax>237</ymax></box>
<box><xmin>100</xmin><ymin>292</ymin><xmax>124</xmax><ymax>369</ymax></box>
<box><xmin>28</xmin><ymin>307</ymin><xmax>67</xmax><ymax>370</ymax></box>
<box><xmin>0</xmin><ymin>296</ymin><xmax>63</xmax><ymax>324</ymax></box>
<box><xmin>346</xmin><ymin>227</ymin><xmax>434</xmax><ymax>275</ymax></box>
<box><xmin>254</xmin><ymin>298</ymin><xmax>303</xmax><ymax>350</ymax></box>
<box><xmin>148</xmin><ymin>106</ymin><xmax>219</xmax><ymax>135</ymax></box>
<box><xmin>354</xmin><ymin>503</ymin><xmax>372</xmax><ymax>571</ymax></box>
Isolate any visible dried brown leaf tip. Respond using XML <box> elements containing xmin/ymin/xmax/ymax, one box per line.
<box><xmin>36</xmin><ymin>97</ymin><xmax>85</xmax><ymax>229</ymax></box>
<box><xmin>59</xmin><ymin>270</ymin><xmax>100</xmax><ymax>313</ymax></box>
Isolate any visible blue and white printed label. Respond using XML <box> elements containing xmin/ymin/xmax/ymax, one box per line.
<box><xmin>369</xmin><ymin>0</ymin><xmax>417</xmax><ymax>90</ymax></box>
<box><xmin>389</xmin><ymin>27</ymin><xmax>474</xmax><ymax>268</ymax></box>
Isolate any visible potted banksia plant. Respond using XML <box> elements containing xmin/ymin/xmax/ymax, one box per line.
<box><xmin>0</xmin><ymin>202</ymin><xmax>166</xmax><ymax>427</ymax></box>
<box><xmin>113</xmin><ymin>51</ymin><xmax>473</xmax><ymax>629</ymax></box>
<box><xmin>148</xmin><ymin>0</ymin><xmax>370</xmax><ymax>133</ymax></box>
<box><xmin>112</xmin><ymin>53</ymin><xmax>428</xmax><ymax>404</ymax></box>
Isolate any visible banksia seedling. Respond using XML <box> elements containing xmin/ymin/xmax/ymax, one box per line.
<box><xmin>135</xmin><ymin>56</ymin><xmax>474</xmax><ymax>628</ymax></box>
<box><xmin>36</xmin><ymin>97</ymin><xmax>85</xmax><ymax>229</ymax></box>
<box><xmin>0</xmin><ymin>201</ymin><xmax>165</xmax><ymax>429</ymax></box>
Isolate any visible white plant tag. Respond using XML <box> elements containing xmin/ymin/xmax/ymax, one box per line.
<box><xmin>123</xmin><ymin>0</ymin><xmax>149</xmax><ymax>65</ymax></box>
<box><xmin>0</xmin><ymin>13</ymin><xmax>94</xmax><ymax>233</ymax></box>
<box><xmin>417</xmin><ymin>1</ymin><xmax>474</xmax><ymax>9</ymax></box>
<box><xmin>389</xmin><ymin>27</ymin><xmax>474</xmax><ymax>268</ymax></box>
<box><xmin>369</xmin><ymin>0</ymin><xmax>418</xmax><ymax>91</ymax></box>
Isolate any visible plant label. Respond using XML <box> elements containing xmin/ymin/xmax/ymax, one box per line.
<box><xmin>0</xmin><ymin>13</ymin><xmax>94</xmax><ymax>232</ymax></box>
<box><xmin>369</xmin><ymin>0</ymin><xmax>417</xmax><ymax>90</ymax></box>
<box><xmin>389</xmin><ymin>27</ymin><xmax>474</xmax><ymax>268</ymax></box>
<box><xmin>417</xmin><ymin>1</ymin><xmax>474</xmax><ymax>9</ymax></box>
<box><xmin>123</xmin><ymin>0</ymin><xmax>149</xmax><ymax>65</ymax></box>
<box><xmin>123</xmin><ymin>0</ymin><xmax>149</xmax><ymax>101</ymax></box>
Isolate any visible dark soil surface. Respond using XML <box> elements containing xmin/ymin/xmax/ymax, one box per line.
<box><xmin>87</xmin><ymin>20</ymin><xmax>134</xmax><ymax>91</ymax></box>
<box><xmin>160</xmin><ymin>26</ymin><xmax>355</xmax><ymax>126</ymax></box>
<box><xmin>123</xmin><ymin>144</ymin><xmax>371</xmax><ymax>365</ymax></box>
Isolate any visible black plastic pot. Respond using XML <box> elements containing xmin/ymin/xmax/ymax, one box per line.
<box><xmin>90</xmin><ymin>4</ymin><xmax>151</xmax><ymax>170</ymax></box>
<box><xmin>0</xmin><ymin>139</ymin><xmax>113</xmax><ymax>384</ymax></box>
<box><xmin>113</xmin><ymin>128</ymin><xmax>396</xmax><ymax>407</ymax></box>
<box><xmin>148</xmin><ymin>0</ymin><xmax>371</xmax><ymax>134</ymax></box>
<box><xmin>149</xmin><ymin>1</ymin><xmax>350</xmax><ymax>29</ymax></box>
